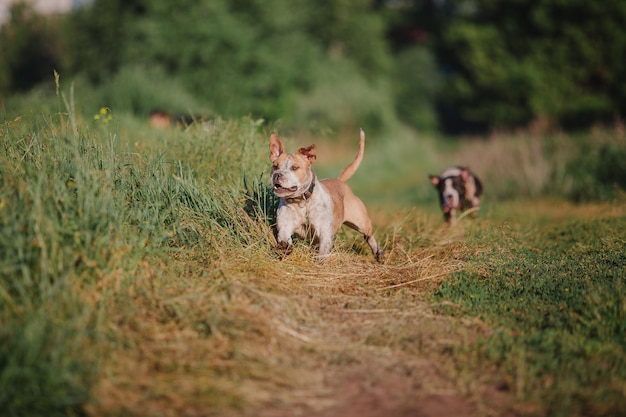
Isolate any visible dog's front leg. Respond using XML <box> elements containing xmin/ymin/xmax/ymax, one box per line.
<box><xmin>446</xmin><ymin>209</ymin><xmax>456</xmax><ymax>226</ymax></box>
<box><xmin>315</xmin><ymin>223</ymin><xmax>334</xmax><ymax>260</ymax></box>
<box><xmin>275</xmin><ymin>205</ymin><xmax>298</xmax><ymax>256</ymax></box>
<box><xmin>276</xmin><ymin>236</ymin><xmax>293</xmax><ymax>255</ymax></box>
<box><xmin>276</xmin><ymin>203</ymin><xmax>312</xmax><ymax>257</ymax></box>
<box><xmin>276</xmin><ymin>221</ymin><xmax>297</xmax><ymax>256</ymax></box>
<box><xmin>317</xmin><ymin>236</ymin><xmax>333</xmax><ymax>259</ymax></box>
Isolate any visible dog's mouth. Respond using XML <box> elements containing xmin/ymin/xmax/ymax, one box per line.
<box><xmin>273</xmin><ymin>184</ymin><xmax>298</xmax><ymax>194</ymax></box>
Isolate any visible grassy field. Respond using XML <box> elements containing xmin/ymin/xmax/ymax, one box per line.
<box><xmin>1</xmin><ymin>91</ymin><xmax>625</xmax><ymax>417</ymax></box>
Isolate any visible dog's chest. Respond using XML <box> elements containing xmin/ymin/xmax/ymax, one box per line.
<box><xmin>277</xmin><ymin>184</ymin><xmax>333</xmax><ymax>227</ymax></box>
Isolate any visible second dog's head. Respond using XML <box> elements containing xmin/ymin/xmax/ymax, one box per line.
<box><xmin>429</xmin><ymin>167</ymin><xmax>471</xmax><ymax>214</ymax></box>
<box><xmin>269</xmin><ymin>133</ymin><xmax>316</xmax><ymax>199</ymax></box>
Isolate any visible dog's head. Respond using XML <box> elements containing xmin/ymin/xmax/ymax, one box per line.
<box><xmin>429</xmin><ymin>167</ymin><xmax>471</xmax><ymax>213</ymax></box>
<box><xmin>269</xmin><ymin>133</ymin><xmax>316</xmax><ymax>198</ymax></box>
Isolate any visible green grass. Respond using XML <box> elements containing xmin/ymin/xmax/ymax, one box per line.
<box><xmin>1</xmin><ymin>87</ymin><xmax>626</xmax><ymax>416</ymax></box>
<box><xmin>435</xmin><ymin>210</ymin><xmax>626</xmax><ymax>416</ymax></box>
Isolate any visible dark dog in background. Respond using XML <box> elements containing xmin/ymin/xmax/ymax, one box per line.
<box><xmin>429</xmin><ymin>167</ymin><xmax>483</xmax><ymax>225</ymax></box>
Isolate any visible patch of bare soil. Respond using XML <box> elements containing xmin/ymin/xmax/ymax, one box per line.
<box><xmin>316</xmin><ymin>363</ymin><xmax>475</xmax><ymax>417</ymax></box>
<box><xmin>257</xmin><ymin>365</ymin><xmax>477</xmax><ymax>417</ymax></box>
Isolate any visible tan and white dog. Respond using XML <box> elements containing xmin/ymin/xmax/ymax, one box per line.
<box><xmin>269</xmin><ymin>129</ymin><xmax>383</xmax><ymax>262</ymax></box>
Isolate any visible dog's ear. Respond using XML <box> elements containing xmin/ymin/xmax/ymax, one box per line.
<box><xmin>460</xmin><ymin>168</ymin><xmax>470</xmax><ymax>182</ymax></box>
<box><xmin>269</xmin><ymin>133</ymin><xmax>284</xmax><ymax>163</ymax></box>
<box><xmin>298</xmin><ymin>145</ymin><xmax>317</xmax><ymax>163</ymax></box>
<box><xmin>429</xmin><ymin>175</ymin><xmax>440</xmax><ymax>187</ymax></box>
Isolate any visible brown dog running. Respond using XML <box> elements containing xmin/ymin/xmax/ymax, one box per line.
<box><xmin>269</xmin><ymin>129</ymin><xmax>383</xmax><ymax>261</ymax></box>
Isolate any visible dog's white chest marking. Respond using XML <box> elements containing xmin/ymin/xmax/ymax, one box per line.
<box><xmin>276</xmin><ymin>182</ymin><xmax>334</xmax><ymax>252</ymax></box>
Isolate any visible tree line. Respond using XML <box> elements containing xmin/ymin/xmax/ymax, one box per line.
<box><xmin>1</xmin><ymin>0</ymin><xmax>625</xmax><ymax>134</ymax></box>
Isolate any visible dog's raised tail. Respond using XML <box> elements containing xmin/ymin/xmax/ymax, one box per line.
<box><xmin>338</xmin><ymin>129</ymin><xmax>366</xmax><ymax>182</ymax></box>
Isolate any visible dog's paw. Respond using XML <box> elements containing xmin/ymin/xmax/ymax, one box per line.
<box><xmin>375</xmin><ymin>248</ymin><xmax>384</xmax><ymax>263</ymax></box>
<box><xmin>313</xmin><ymin>254</ymin><xmax>330</xmax><ymax>264</ymax></box>
<box><xmin>276</xmin><ymin>241</ymin><xmax>293</xmax><ymax>259</ymax></box>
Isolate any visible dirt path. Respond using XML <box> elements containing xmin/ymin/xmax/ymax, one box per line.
<box><xmin>235</xmin><ymin>252</ymin><xmax>513</xmax><ymax>417</ymax></box>
<box><xmin>90</xmin><ymin>230</ymin><xmax>513</xmax><ymax>417</ymax></box>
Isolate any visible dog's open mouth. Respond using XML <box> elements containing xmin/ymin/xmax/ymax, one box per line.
<box><xmin>273</xmin><ymin>184</ymin><xmax>298</xmax><ymax>194</ymax></box>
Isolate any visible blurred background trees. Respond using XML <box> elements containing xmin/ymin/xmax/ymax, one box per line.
<box><xmin>434</xmin><ymin>0</ymin><xmax>626</xmax><ymax>133</ymax></box>
<box><xmin>1</xmin><ymin>0</ymin><xmax>625</xmax><ymax>135</ymax></box>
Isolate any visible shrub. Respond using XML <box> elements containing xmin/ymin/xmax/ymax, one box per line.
<box><xmin>566</xmin><ymin>131</ymin><xmax>626</xmax><ymax>201</ymax></box>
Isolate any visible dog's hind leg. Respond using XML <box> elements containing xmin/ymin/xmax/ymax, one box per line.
<box><xmin>342</xmin><ymin>199</ymin><xmax>384</xmax><ymax>262</ymax></box>
<box><xmin>365</xmin><ymin>234</ymin><xmax>384</xmax><ymax>262</ymax></box>
<box><xmin>344</xmin><ymin>220</ymin><xmax>384</xmax><ymax>262</ymax></box>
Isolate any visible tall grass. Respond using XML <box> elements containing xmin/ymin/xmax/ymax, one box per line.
<box><xmin>0</xmin><ymin>89</ymin><xmax>276</xmax><ymax>415</ymax></box>
<box><xmin>1</xmin><ymin>108</ymin><xmax>118</xmax><ymax>416</ymax></box>
<box><xmin>432</xmin><ymin>128</ymin><xmax>626</xmax><ymax>202</ymax></box>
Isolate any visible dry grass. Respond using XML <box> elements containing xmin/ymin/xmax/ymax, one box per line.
<box><xmin>83</xmin><ymin>204</ymin><xmax>497</xmax><ymax>417</ymax></box>
<box><xmin>440</xmin><ymin>126</ymin><xmax>626</xmax><ymax>202</ymax></box>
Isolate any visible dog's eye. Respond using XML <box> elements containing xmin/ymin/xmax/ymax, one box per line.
<box><xmin>272</xmin><ymin>164</ymin><xmax>278</xmax><ymax>171</ymax></box>
<box><xmin>290</xmin><ymin>165</ymin><xmax>299</xmax><ymax>171</ymax></box>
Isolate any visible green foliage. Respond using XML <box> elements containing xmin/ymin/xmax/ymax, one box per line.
<box><xmin>306</xmin><ymin>0</ymin><xmax>392</xmax><ymax>79</ymax></box>
<box><xmin>435</xmin><ymin>217</ymin><xmax>626</xmax><ymax>416</ymax></box>
<box><xmin>0</xmin><ymin>112</ymin><xmax>118</xmax><ymax>416</ymax></box>
<box><xmin>564</xmin><ymin>132</ymin><xmax>626</xmax><ymax>202</ymax></box>
<box><xmin>55</xmin><ymin>0</ymin><xmax>396</xmax><ymax>132</ymax></box>
<box><xmin>62</xmin><ymin>0</ymin><xmax>143</xmax><ymax>83</ymax></box>
<box><xmin>0</xmin><ymin>2</ymin><xmax>61</xmax><ymax>96</ymax></box>
<box><xmin>391</xmin><ymin>46</ymin><xmax>440</xmax><ymax>132</ymax></box>
<box><xmin>441</xmin><ymin>22</ymin><xmax>535</xmax><ymax>127</ymax></box>
<box><xmin>291</xmin><ymin>59</ymin><xmax>399</xmax><ymax>135</ymax></box>
<box><xmin>0</xmin><ymin>296</ymin><xmax>95</xmax><ymax>417</ymax></box>
<box><xmin>3</xmin><ymin>0</ymin><xmax>626</xmax><ymax>133</ymax></box>
<box><xmin>438</xmin><ymin>0</ymin><xmax>626</xmax><ymax>130</ymax></box>
<box><xmin>121</xmin><ymin>0</ymin><xmax>316</xmax><ymax>120</ymax></box>
<box><xmin>91</xmin><ymin>65</ymin><xmax>209</xmax><ymax>116</ymax></box>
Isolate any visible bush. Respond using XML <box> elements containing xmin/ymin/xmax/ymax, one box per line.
<box><xmin>292</xmin><ymin>58</ymin><xmax>399</xmax><ymax>136</ymax></box>
<box><xmin>567</xmin><ymin>134</ymin><xmax>626</xmax><ymax>202</ymax></box>
<box><xmin>91</xmin><ymin>65</ymin><xmax>209</xmax><ymax>117</ymax></box>
<box><xmin>436</xmin><ymin>0</ymin><xmax>626</xmax><ymax>131</ymax></box>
